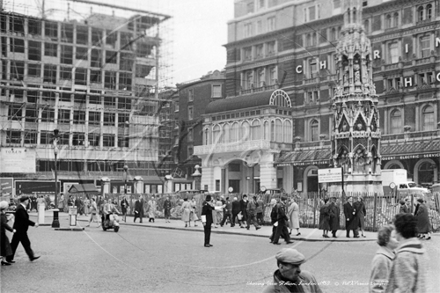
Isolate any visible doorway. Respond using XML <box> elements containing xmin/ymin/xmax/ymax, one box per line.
<box><xmin>228</xmin><ymin>180</ymin><xmax>240</xmax><ymax>194</ymax></box>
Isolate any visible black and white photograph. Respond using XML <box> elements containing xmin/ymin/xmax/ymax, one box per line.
<box><xmin>1</xmin><ymin>0</ymin><xmax>440</xmax><ymax>292</ymax></box>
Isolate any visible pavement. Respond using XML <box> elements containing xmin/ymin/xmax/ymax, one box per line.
<box><xmin>28</xmin><ymin>210</ymin><xmax>381</xmax><ymax>242</ymax></box>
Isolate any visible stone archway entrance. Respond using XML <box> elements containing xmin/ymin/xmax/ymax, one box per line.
<box><xmin>303</xmin><ymin>165</ymin><xmax>319</xmax><ymax>193</ymax></box>
<box><xmin>223</xmin><ymin>159</ymin><xmax>261</xmax><ymax>195</ymax></box>
<box><xmin>414</xmin><ymin>158</ymin><xmax>437</xmax><ymax>186</ymax></box>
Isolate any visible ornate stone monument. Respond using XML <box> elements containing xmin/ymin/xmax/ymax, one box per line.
<box><xmin>329</xmin><ymin>0</ymin><xmax>382</xmax><ymax>195</ymax></box>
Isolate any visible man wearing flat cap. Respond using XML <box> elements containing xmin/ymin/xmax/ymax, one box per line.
<box><xmin>6</xmin><ymin>196</ymin><xmax>40</xmax><ymax>263</ymax></box>
<box><xmin>263</xmin><ymin>248</ymin><xmax>323</xmax><ymax>293</ymax></box>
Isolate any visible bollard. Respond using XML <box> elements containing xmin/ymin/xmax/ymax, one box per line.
<box><xmin>69</xmin><ymin>206</ymin><xmax>78</xmax><ymax>226</ymax></box>
<box><xmin>38</xmin><ymin>204</ymin><xmax>45</xmax><ymax>224</ymax></box>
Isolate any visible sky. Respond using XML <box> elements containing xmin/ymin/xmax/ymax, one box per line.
<box><xmin>163</xmin><ymin>0</ymin><xmax>235</xmax><ymax>84</ymax></box>
<box><xmin>2</xmin><ymin>0</ymin><xmax>235</xmax><ymax>86</ymax></box>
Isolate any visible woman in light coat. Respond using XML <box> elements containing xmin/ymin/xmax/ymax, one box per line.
<box><xmin>287</xmin><ymin>198</ymin><xmax>301</xmax><ymax>236</ymax></box>
<box><xmin>83</xmin><ymin>195</ymin><xmax>90</xmax><ymax>216</ymax></box>
<box><xmin>147</xmin><ymin>195</ymin><xmax>157</xmax><ymax>223</ymax></box>
<box><xmin>86</xmin><ymin>197</ymin><xmax>100</xmax><ymax>227</ymax></box>
<box><xmin>189</xmin><ymin>198</ymin><xmax>199</xmax><ymax>227</ymax></box>
<box><xmin>369</xmin><ymin>225</ymin><xmax>397</xmax><ymax>293</ymax></box>
<box><xmin>181</xmin><ymin>198</ymin><xmax>191</xmax><ymax>227</ymax></box>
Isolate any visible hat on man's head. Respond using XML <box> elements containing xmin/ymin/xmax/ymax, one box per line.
<box><xmin>20</xmin><ymin>195</ymin><xmax>29</xmax><ymax>202</ymax></box>
<box><xmin>0</xmin><ymin>201</ymin><xmax>9</xmax><ymax>210</ymax></box>
<box><xmin>205</xmin><ymin>195</ymin><xmax>212</xmax><ymax>202</ymax></box>
<box><xmin>276</xmin><ymin>248</ymin><xmax>306</xmax><ymax>265</ymax></box>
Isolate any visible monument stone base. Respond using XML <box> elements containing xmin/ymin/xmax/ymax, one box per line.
<box><xmin>327</xmin><ymin>173</ymin><xmax>383</xmax><ymax>197</ymax></box>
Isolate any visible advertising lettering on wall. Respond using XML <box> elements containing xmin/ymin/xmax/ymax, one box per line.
<box><xmin>295</xmin><ymin>37</ymin><xmax>440</xmax><ymax>84</ymax></box>
<box><xmin>1</xmin><ymin>148</ymin><xmax>36</xmax><ymax>173</ymax></box>
<box><xmin>0</xmin><ymin>178</ymin><xmax>14</xmax><ymax>196</ymax></box>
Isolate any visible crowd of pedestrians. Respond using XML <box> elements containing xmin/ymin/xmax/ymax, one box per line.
<box><xmin>263</xmin><ymin>201</ymin><xmax>431</xmax><ymax>293</ymax></box>
<box><xmin>1</xmin><ymin>192</ymin><xmax>434</xmax><ymax>293</ymax></box>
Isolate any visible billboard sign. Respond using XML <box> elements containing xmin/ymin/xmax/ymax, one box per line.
<box><xmin>1</xmin><ymin>148</ymin><xmax>36</xmax><ymax>173</ymax></box>
<box><xmin>15</xmin><ymin>180</ymin><xmax>60</xmax><ymax>195</ymax></box>
<box><xmin>0</xmin><ymin>178</ymin><xmax>14</xmax><ymax>196</ymax></box>
<box><xmin>318</xmin><ymin>168</ymin><xmax>343</xmax><ymax>183</ymax></box>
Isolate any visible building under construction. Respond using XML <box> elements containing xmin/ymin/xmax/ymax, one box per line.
<box><xmin>0</xmin><ymin>0</ymin><xmax>174</xmax><ymax>196</ymax></box>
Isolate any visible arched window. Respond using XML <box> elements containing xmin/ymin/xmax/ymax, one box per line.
<box><xmin>388</xmin><ymin>164</ymin><xmax>402</xmax><ymax>170</ymax></box>
<box><xmin>426</xmin><ymin>4</ymin><xmax>432</xmax><ymax>20</ymax></box>
<box><xmin>388</xmin><ymin>42</ymin><xmax>399</xmax><ymax>63</ymax></box>
<box><xmin>230</xmin><ymin>122</ymin><xmax>239</xmax><ymax>142</ymax></box>
<box><xmin>223</xmin><ymin>124</ymin><xmax>230</xmax><ymax>143</ymax></box>
<box><xmin>251</xmin><ymin>120</ymin><xmax>261</xmax><ymax>140</ymax></box>
<box><xmin>386</xmin><ymin>14</ymin><xmax>392</xmax><ymax>28</ymax></box>
<box><xmin>390</xmin><ymin>109</ymin><xmax>401</xmax><ymax>134</ymax></box>
<box><xmin>417</xmin><ymin>6</ymin><xmax>424</xmax><ymax>22</ymax></box>
<box><xmin>310</xmin><ymin>120</ymin><xmax>319</xmax><ymax>141</ymax></box>
<box><xmin>271</xmin><ymin>121</ymin><xmax>275</xmax><ymax>141</ymax></box>
<box><xmin>241</xmin><ymin>121</ymin><xmax>250</xmax><ymax>141</ymax></box>
<box><xmin>212</xmin><ymin>125</ymin><xmax>220</xmax><ymax>143</ymax></box>
<box><xmin>393</xmin><ymin>12</ymin><xmax>399</xmax><ymax>27</ymax></box>
<box><xmin>264</xmin><ymin>121</ymin><xmax>269</xmax><ymax>140</ymax></box>
<box><xmin>418</xmin><ymin>161</ymin><xmax>434</xmax><ymax>185</ymax></box>
<box><xmin>276</xmin><ymin>119</ymin><xmax>283</xmax><ymax>142</ymax></box>
<box><xmin>283</xmin><ymin>120</ymin><xmax>292</xmax><ymax>143</ymax></box>
<box><xmin>422</xmin><ymin>105</ymin><xmax>434</xmax><ymax>131</ymax></box>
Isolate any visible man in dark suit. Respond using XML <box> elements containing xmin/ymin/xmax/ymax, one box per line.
<box><xmin>133</xmin><ymin>196</ymin><xmax>144</xmax><ymax>223</ymax></box>
<box><xmin>343</xmin><ymin>196</ymin><xmax>358</xmax><ymax>238</ymax></box>
<box><xmin>272</xmin><ymin>196</ymin><xmax>293</xmax><ymax>245</ymax></box>
<box><xmin>328</xmin><ymin>197</ymin><xmax>340</xmax><ymax>238</ymax></box>
<box><xmin>201</xmin><ymin>195</ymin><xmax>215</xmax><ymax>247</ymax></box>
<box><xmin>6</xmin><ymin>196</ymin><xmax>40</xmax><ymax>263</ymax></box>
<box><xmin>239</xmin><ymin>195</ymin><xmax>248</xmax><ymax>228</ymax></box>
<box><xmin>231</xmin><ymin>197</ymin><xmax>240</xmax><ymax>227</ymax></box>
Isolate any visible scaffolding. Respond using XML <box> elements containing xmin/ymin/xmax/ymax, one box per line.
<box><xmin>0</xmin><ymin>0</ymin><xmax>175</xmax><ymax>180</ymax></box>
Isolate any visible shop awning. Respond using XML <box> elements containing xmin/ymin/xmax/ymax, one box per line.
<box><xmin>68</xmin><ymin>184</ymin><xmax>99</xmax><ymax>194</ymax></box>
<box><xmin>381</xmin><ymin>140</ymin><xmax>440</xmax><ymax>160</ymax></box>
<box><xmin>276</xmin><ymin>139</ymin><xmax>440</xmax><ymax>166</ymax></box>
<box><xmin>276</xmin><ymin>148</ymin><xmax>332</xmax><ymax>166</ymax></box>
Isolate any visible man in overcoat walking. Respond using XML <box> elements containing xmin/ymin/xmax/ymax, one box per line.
<box><xmin>238</xmin><ymin>195</ymin><xmax>248</xmax><ymax>228</ymax></box>
<box><xmin>231</xmin><ymin>197</ymin><xmax>240</xmax><ymax>227</ymax></box>
<box><xmin>133</xmin><ymin>196</ymin><xmax>144</xmax><ymax>223</ymax></box>
<box><xmin>6</xmin><ymin>196</ymin><xmax>40</xmax><ymax>263</ymax></box>
<box><xmin>343</xmin><ymin>196</ymin><xmax>358</xmax><ymax>238</ymax></box>
<box><xmin>328</xmin><ymin>197</ymin><xmax>340</xmax><ymax>238</ymax></box>
<box><xmin>272</xmin><ymin>196</ymin><xmax>293</xmax><ymax>245</ymax></box>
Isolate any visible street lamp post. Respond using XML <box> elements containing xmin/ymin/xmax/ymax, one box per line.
<box><xmin>123</xmin><ymin>165</ymin><xmax>128</xmax><ymax>195</ymax></box>
<box><xmin>52</xmin><ymin>129</ymin><xmax>60</xmax><ymax>228</ymax></box>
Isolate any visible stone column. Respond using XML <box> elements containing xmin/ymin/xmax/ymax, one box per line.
<box><xmin>192</xmin><ymin>165</ymin><xmax>202</xmax><ymax>191</ymax></box>
<box><xmin>133</xmin><ymin>176</ymin><xmax>144</xmax><ymax>194</ymax></box>
<box><xmin>101</xmin><ymin>177</ymin><xmax>110</xmax><ymax>196</ymax></box>
<box><xmin>164</xmin><ymin>175</ymin><xmax>173</xmax><ymax>194</ymax></box>
<box><xmin>201</xmin><ymin>166</ymin><xmax>214</xmax><ymax>192</ymax></box>
<box><xmin>260</xmin><ymin>162</ymin><xmax>277</xmax><ymax>189</ymax></box>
